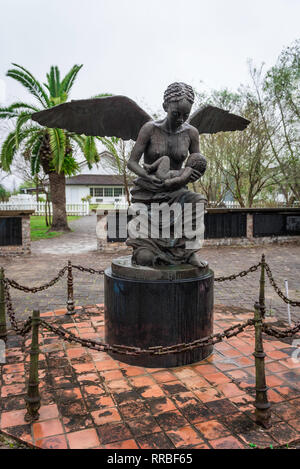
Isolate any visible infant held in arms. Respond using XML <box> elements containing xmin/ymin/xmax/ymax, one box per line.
<box><xmin>144</xmin><ymin>153</ymin><xmax>207</xmax><ymax>189</ymax></box>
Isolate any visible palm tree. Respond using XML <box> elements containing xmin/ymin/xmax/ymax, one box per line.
<box><xmin>0</xmin><ymin>64</ymin><xmax>99</xmax><ymax>231</ymax></box>
<box><xmin>98</xmin><ymin>137</ymin><xmax>133</xmax><ymax>205</ymax></box>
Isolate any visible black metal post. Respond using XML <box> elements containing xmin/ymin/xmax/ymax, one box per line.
<box><xmin>66</xmin><ymin>260</ymin><xmax>75</xmax><ymax>315</ymax></box>
<box><xmin>25</xmin><ymin>310</ymin><xmax>41</xmax><ymax>422</ymax></box>
<box><xmin>0</xmin><ymin>267</ymin><xmax>7</xmax><ymax>340</ymax></box>
<box><xmin>253</xmin><ymin>301</ymin><xmax>271</xmax><ymax>428</ymax></box>
<box><xmin>259</xmin><ymin>253</ymin><xmax>266</xmax><ymax>318</ymax></box>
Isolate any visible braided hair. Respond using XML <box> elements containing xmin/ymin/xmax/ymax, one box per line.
<box><xmin>163</xmin><ymin>82</ymin><xmax>195</xmax><ymax>110</ymax></box>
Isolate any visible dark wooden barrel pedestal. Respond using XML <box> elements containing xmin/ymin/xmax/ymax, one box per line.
<box><xmin>104</xmin><ymin>256</ymin><xmax>214</xmax><ymax>368</ymax></box>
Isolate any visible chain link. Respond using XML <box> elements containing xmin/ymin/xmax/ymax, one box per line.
<box><xmin>3</xmin><ymin>256</ymin><xmax>300</xmax><ymax>345</ymax></box>
<box><xmin>6</xmin><ymin>266</ymin><xmax>68</xmax><ymax>293</ymax></box>
<box><xmin>262</xmin><ymin>321</ymin><xmax>300</xmax><ymax>338</ymax></box>
<box><xmin>214</xmin><ymin>262</ymin><xmax>261</xmax><ymax>282</ymax></box>
<box><xmin>71</xmin><ymin>265</ymin><xmax>105</xmax><ymax>275</ymax></box>
<box><xmin>40</xmin><ymin>318</ymin><xmax>255</xmax><ymax>356</ymax></box>
<box><xmin>3</xmin><ymin>280</ymin><xmax>32</xmax><ymax>336</ymax></box>
<box><xmin>265</xmin><ymin>263</ymin><xmax>300</xmax><ymax>307</ymax></box>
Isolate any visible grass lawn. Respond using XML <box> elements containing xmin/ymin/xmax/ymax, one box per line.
<box><xmin>30</xmin><ymin>216</ymin><xmax>81</xmax><ymax>241</ymax></box>
<box><xmin>89</xmin><ymin>203</ymin><xmax>114</xmax><ymax>211</ymax></box>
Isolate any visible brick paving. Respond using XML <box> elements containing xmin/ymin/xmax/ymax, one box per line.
<box><xmin>0</xmin><ymin>241</ymin><xmax>299</xmax><ymax>323</ymax></box>
<box><xmin>0</xmin><ymin>220</ymin><xmax>299</xmax><ymax>449</ymax></box>
<box><xmin>0</xmin><ymin>304</ymin><xmax>299</xmax><ymax>449</ymax></box>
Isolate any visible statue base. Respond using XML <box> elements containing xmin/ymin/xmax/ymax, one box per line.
<box><xmin>104</xmin><ymin>256</ymin><xmax>214</xmax><ymax>368</ymax></box>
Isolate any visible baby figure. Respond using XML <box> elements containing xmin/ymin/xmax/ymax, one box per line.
<box><xmin>144</xmin><ymin>153</ymin><xmax>207</xmax><ymax>189</ymax></box>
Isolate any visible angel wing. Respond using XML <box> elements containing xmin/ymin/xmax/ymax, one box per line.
<box><xmin>188</xmin><ymin>105</ymin><xmax>250</xmax><ymax>134</ymax></box>
<box><xmin>31</xmin><ymin>96</ymin><xmax>152</xmax><ymax>141</ymax></box>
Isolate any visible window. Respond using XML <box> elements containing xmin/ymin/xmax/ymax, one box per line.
<box><xmin>89</xmin><ymin>186</ymin><xmax>123</xmax><ymax>198</ymax></box>
<box><xmin>104</xmin><ymin>187</ymin><xmax>113</xmax><ymax>197</ymax></box>
<box><xmin>114</xmin><ymin>187</ymin><xmax>123</xmax><ymax>197</ymax></box>
<box><xmin>94</xmin><ymin>188</ymin><xmax>103</xmax><ymax>197</ymax></box>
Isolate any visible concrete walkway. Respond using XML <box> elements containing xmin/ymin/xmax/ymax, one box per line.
<box><xmin>32</xmin><ymin>214</ymin><xmax>98</xmax><ymax>255</ymax></box>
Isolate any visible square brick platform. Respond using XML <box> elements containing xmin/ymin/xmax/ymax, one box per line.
<box><xmin>0</xmin><ymin>305</ymin><xmax>299</xmax><ymax>449</ymax></box>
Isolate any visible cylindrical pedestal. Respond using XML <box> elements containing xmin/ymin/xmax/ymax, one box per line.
<box><xmin>104</xmin><ymin>259</ymin><xmax>214</xmax><ymax>368</ymax></box>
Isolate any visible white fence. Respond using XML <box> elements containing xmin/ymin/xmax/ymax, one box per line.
<box><xmin>114</xmin><ymin>201</ymin><xmax>129</xmax><ymax>210</ymax></box>
<box><xmin>209</xmin><ymin>201</ymin><xmax>241</xmax><ymax>208</ymax></box>
<box><xmin>0</xmin><ymin>202</ymin><xmax>89</xmax><ymax>216</ymax></box>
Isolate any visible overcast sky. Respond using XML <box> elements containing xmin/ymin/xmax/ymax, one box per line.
<box><xmin>0</xmin><ymin>0</ymin><xmax>299</xmax><ymax>188</ymax></box>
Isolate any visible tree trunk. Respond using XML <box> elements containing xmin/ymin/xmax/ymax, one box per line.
<box><xmin>123</xmin><ymin>171</ymin><xmax>131</xmax><ymax>206</ymax></box>
<box><xmin>48</xmin><ymin>171</ymin><xmax>70</xmax><ymax>232</ymax></box>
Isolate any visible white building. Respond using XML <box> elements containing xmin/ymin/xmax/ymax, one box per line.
<box><xmin>20</xmin><ymin>152</ymin><xmax>131</xmax><ymax>208</ymax></box>
<box><xmin>65</xmin><ymin>151</ymin><xmax>129</xmax><ymax>206</ymax></box>
<box><xmin>65</xmin><ymin>174</ymin><xmax>126</xmax><ymax>205</ymax></box>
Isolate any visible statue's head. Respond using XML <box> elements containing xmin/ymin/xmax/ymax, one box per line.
<box><xmin>163</xmin><ymin>82</ymin><xmax>194</xmax><ymax>129</ymax></box>
<box><xmin>185</xmin><ymin>153</ymin><xmax>207</xmax><ymax>176</ymax></box>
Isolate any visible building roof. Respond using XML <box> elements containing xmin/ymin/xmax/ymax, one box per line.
<box><xmin>65</xmin><ymin>174</ymin><xmax>127</xmax><ymax>186</ymax></box>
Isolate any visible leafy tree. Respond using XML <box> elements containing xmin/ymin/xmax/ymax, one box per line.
<box><xmin>250</xmin><ymin>40</ymin><xmax>300</xmax><ymax>203</ymax></box>
<box><xmin>195</xmin><ymin>88</ymin><xmax>278</xmax><ymax>207</ymax></box>
<box><xmin>0</xmin><ymin>64</ymin><xmax>100</xmax><ymax>231</ymax></box>
<box><xmin>98</xmin><ymin>137</ymin><xmax>134</xmax><ymax>205</ymax></box>
<box><xmin>0</xmin><ymin>184</ymin><xmax>9</xmax><ymax>201</ymax></box>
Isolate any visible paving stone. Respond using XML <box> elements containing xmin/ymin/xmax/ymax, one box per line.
<box><xmin>136</xmin><ymin>432</ymin><xmax>174</xmax><ymax>449</ymax></box>
<box><xmin>0</xmin><ymin>304</ymin><xmax>299</xmax><ymax>450</ymax></box>
<box><xmin>166</xmin><ymin>425</ymin><xmax>205</xmax><ymax>448</ymax></box>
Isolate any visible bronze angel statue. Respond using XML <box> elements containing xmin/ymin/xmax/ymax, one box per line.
<box><xmin>32</xmin><ymin>82</ymin><xmax>250</xmax><ymax>268</ymax></box>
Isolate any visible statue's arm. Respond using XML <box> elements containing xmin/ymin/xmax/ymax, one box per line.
<box><xmin>165</xmin><ymin>168</ymin><xmax>193</xmax><ymax>189</ymax></box>
<box><xmin>127</xmin><ymin>122</ymin><xmax>163</xmax><ymax>184</ymax></box>
<box><xmin>189</xmin><ymin>125</ymin><xmax>200</xmax><ymax>153</ymax></box>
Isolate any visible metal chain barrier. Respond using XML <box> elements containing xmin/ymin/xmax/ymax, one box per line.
<box><xmin>40</xmin><ymin>317</ymin><xmax>255</xmax><ymax>356</ymax></box>
<box><xmin>2</xmin><ymin>255</ymin><xmax>300</xmax><ymax>342</ymax></box>
<box><xmin>3</xmin><ymin>258</ymin><xmax>300</xmax><ymax>309</ymax></box>
<box><xmin>214</xmin><ymin>262</ymin><xmax>261</xmax><ymax>282</ymax></box>
<box><xmin>6</xmin><ymin>265</ymin><xmax>68</xmax><ymax>293</ymax></box>
<box><xmin>262</xmin><ymin>321</ymin><xmax>300</xmax><ymax>339</ymax></box>
<box><xmin>3</xmin><ymin>280</ymin><xmax>32</xmax><ymax>336</ymax></box>
<box><xmin>265</xmin><ymin>262</ymin><xmax>300</xmax><ymax>307</ymax></box>
<box><xmin>71</xmin><ymin>265</ymin><xmax>105</xmax><ymax>275</ymax></box>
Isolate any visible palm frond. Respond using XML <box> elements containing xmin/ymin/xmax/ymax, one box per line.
<box><xmin>1</xmin><ymin>102</ymin><xmax>39</xmax><ymax>114</ymax></box>
<box><xmin>83</xmin><ymin>136</ymin><xmax>98</xmax><ymax>164</ymax></box>
<box><xmin>30</xmin><ymin>152</ymin><xmax>41</xmax><ymax>175</ymax></box>
<box><xmin>59</xmin><ymin>154</ymin><xmax>80</xmax><ymax>176</ymax></box>
<box><xmin>0</xmin><ymin>131</ymin><xmax>18</xmax><ymax>171</ymax></box>
<box><xmin>15</xmin><ymin>112</ymin><xmax>33</xmax><ymax>146</ymax></box>
<box><xmin>29</xmin><ymin>136</ymin><xmax>43</xmax><ymax>174</ymax></box>
<box><xmin>8</xmin><ymin>64</ymin><xmax>50</xmax><ymax>108</ymax></box>
<box><xmin>54</xmin><ymin>66</ymin><xmax>60</xmax><ymax>96</ymax></box>
<box><xmin>69</xmin><ymin>134</ymin><xmax>85</xmax><ymax>153</ymax></box>
<box><xmin>97</xmin><ymin>137</ymin><xmax>121</xmax><ymax>172</ymax></box>
<box><xmin>60</xmin><ymin>64</ymin><xmax>83</xmax><ymax>95</ymax></box>
<box><xmin>1</xmin><ymin>128</ymin><xmax>42</xmax><ymax>170</ymax></box>
<box><xmin>91</xmin><ymin>93</ymin><xmax>113</xmax><ymax>99</ymax></box>
<box><xmin>0</xmin><ymin>108</ymin><xmax>19</xmax><ymax>119</ymax></box>
<box><xmin>69</xmin><ymin>133</ymin><xmax>84</xmax><ymax>146</ymax></box>
<box><xmin>47</xmin><ymin>66</ymin><xmax>60</xmax><ymax>97</ymax></box>
<box><xmin>48</xmin><ymin>128</ymin><xmax>66</xmax><ymax>172</ymax></box>
<box><xmin>23</xmin><ymin>130</ymin><xmax>44</xmax><ymax>158</ymax></box>
<box><xmin>46</xmin><ymin>69</ymin><xmax>55</xmax><ymax>98</ymax></box>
